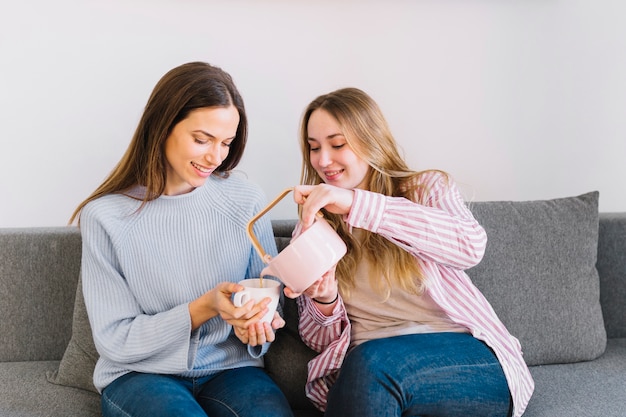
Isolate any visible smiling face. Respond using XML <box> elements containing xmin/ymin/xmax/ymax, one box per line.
<box><xmin>306</xmin><ymin>108</ymin><xmax>371</xmax><ymax>190</ymax></box>
<box><xmin>163</xmin><ymin>106</ymin><xmax>240</xmax><ymax>195</ymax></box>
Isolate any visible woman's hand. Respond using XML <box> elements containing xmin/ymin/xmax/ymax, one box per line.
<box><xmin>234</xmin><ymin>311</ymin><xmax>286</xmax><ymax>346</ymax></box>
<box><xmin>223</xmin><ymin>286</ymin><xmax>286</xmax><ymax>346</ymax></box>
<box><xmin>188</xmin><ymin>282</ymin><xmax>272</xmax><ymax>332</ymax></box>
<box><xmin>284</xmin><ymin>265</ymin><xmax>339</xmax><ymax>316</ymax></box>
<box><xmin>293</xmin><ymin>184</ymin><xmax>355</xmax><ymax>228</ymax></box>
<box><xmin>188</xmin><ymin>282</ymin><xmax>239</xmax><ymax>330</ymax></box>
<box><xmin>284</xmin><ymin>265</ymin><xmax>338</xmax><ymax>300</ymax></box>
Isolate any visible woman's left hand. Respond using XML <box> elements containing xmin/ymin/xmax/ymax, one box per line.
<box><xmin>284</xmin><ymin>264</ymin><xmax>338</xmax><ymax>300</ymax></box>
<box><xmin>232</xmin><ymin>311</ymin><xmax>285</xmax><ymax>346</ymax></box>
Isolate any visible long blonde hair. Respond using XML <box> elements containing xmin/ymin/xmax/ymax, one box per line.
<box><xmin>69</xmin><ymin>62</ymin><xmax>248</xmax><ymax>225</ymax></box>
<box><xmin>299</xmin><ymin>87</ymin><xmax>448</xmax><ymax>299</ymax></box>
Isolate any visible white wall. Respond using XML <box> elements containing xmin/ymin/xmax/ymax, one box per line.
<box><xmin>1</xmin><ymin>0</ymin><xmax>625</xmax><ymax>227</ymax></box>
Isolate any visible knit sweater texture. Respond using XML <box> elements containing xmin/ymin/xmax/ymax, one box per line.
<box><xmin>79</xmin><ymin>174</ymin><xmax>279</xmax><ymax>392</ymax></box>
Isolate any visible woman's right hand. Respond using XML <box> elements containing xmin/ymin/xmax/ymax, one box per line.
<box><xmin>293</xmin><ymin>184</ymin><xmax>355</xmax><ymax>228</ymax></box>
<box><xmin>188</xmin><ymin>282</ymin><xmax>268</xmax><ymax>331</ymax></box>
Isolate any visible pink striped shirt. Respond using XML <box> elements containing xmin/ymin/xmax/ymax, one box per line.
<box><xmin>296</xmin><ymin>171</ymin><xmax>534</xmax><ymax>417</ymax></box>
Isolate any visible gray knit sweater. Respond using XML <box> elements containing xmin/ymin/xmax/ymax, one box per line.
<box><xmin>79</xmin><ymin>174</ymin><xmax>279</xmax><ymax>392</ymax></box>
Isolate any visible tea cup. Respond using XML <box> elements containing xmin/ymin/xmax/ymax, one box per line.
<box><xmin>232</xmin><ymin>278</ymin><xmax>281</xmax><ymax>324</ymax></box>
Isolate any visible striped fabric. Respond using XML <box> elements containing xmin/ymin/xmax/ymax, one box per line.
<box><xmin>297</xmin><ymin>171</ymin><xmax>534</xmax><ymax>417</ymax></box>
<box><xmin>79</xmin><ymin>175</ymin><xmax>279</xmax><ymax>392</ymax></box>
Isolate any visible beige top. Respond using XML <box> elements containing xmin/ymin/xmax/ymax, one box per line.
<box><xmin>345</xmin><ymin>254</ymin><xmax>468</xmax><ymax>347</ymax></box>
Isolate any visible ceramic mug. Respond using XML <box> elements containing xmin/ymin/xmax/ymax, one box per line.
<box><xmin>232</xmin><ymin>278</ymin><xmax>281</xmax><ymax>323</ymax></box>
<box><xmin>247</xmin><ymin>188</ymin><xmax>347</xmax><ymax>293</ymax></box>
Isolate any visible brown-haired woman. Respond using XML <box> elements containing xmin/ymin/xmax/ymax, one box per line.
<box><xmin>72</xmin><ymin>62</ymin><xmax>293</xmax><ymax>417</ymax></box>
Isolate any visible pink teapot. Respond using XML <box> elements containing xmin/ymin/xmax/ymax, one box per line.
<box><xmin>247</xmin><ymin>188</ymin><xmax>347</xmax><ymax>293</ymax></box>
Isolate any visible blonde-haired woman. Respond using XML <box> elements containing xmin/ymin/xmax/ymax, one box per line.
<box><xmin>286</xmin><ymin>87</ymin><xmax>534</xmax><ymax>417</ymax></box>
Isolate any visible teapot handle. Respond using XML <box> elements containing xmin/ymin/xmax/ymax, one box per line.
<box><xmin>247</xmin><ymin>187</ymin><xmax>294</xmax><ymax>264</ymax></box>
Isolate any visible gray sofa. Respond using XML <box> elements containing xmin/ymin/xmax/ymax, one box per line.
<box><xmin>1</xmin><ymin>191</ymin><xmax>625</xmax><ymax>416</ymax></box>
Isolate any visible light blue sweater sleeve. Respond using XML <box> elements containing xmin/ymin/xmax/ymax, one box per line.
<box><xmin>80</xmin><ymin>175</ymin><xmax>279</xmax><ymax>392</ymax></box>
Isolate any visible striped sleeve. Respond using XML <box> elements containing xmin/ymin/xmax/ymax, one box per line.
<box><xmin>346</xmin><ymin>171</ymin><xmax>487</xmax><ymax>270</ymax></box>
<box><xmin>296</xmin><ymin>294</ymin><xmax>351</xmax><ymax>412</ymax></box>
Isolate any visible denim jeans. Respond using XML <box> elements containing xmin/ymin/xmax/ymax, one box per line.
<box><xmin>325</xmin><ymin>332</ymin><xmax>512</xmax><ymax>417</ymax></box>
<box><xmin>101</xmin><ymin>366</ymin><xmax>293</xmax><ymax>417</ymax></box>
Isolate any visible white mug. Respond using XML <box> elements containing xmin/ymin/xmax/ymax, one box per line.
<box><xmin>232</xmin><ymin>278</ymin><xmax>281</xmax><ymax>324</ymax></box>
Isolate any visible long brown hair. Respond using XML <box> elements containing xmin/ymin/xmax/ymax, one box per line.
<box><xmin>299</xmin><ymin>87</ymin><xmax>447</xmax><ymax>299</ymax></box>
<box><xmin>69</xmin><ymin>62</ymin><xmax>247</xmax><ymax>225</ymax></box>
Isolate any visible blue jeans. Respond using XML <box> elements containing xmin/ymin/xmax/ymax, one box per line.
<box><xmin>325</xmin><ymin>332</ymin><xmax>512</xmax><ymax>417</ymax></box>
<box><xmin>101</xmin><ymin>366</ymin><xmax>293</xmax><ymax>417</ymax></box>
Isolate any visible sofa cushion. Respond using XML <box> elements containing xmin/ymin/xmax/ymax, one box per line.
<box><xmin>524</xmin><ymin>338</ymin><xmax>626</xmax><ymax>416</ymax></box>
<box><xmin>467</xmin><ymin>191</ymin><xmax>607</xmax><ymax>365</ymax></box>
<box><xmin>1</xmin><ymin>361</ymin><xmax>101</xmax><ymax>417</ymax></box>
<box><xmin>46</xmin><ymin>274</ymin><xmax>99</xmax><ymax>393</ymax></box>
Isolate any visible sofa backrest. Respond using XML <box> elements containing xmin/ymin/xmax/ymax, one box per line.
<box><xmin>0</xmin><ymin>227</ymin><xmax>81</xmax><ymax>361</ymax></box>
<box><xmin>1</xmin><ymin>213</ymin><xmax>625</xmax><ymax>363</ymax></box>
<box><xmin>596</xmin><ymin>212</ymin><xmax>626</xmax><ymax>339</ymax></box>
<box><xmin>0</xmin><ymin>222</ymin><xmax>299</xmax><ymax>362</ymax></box>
